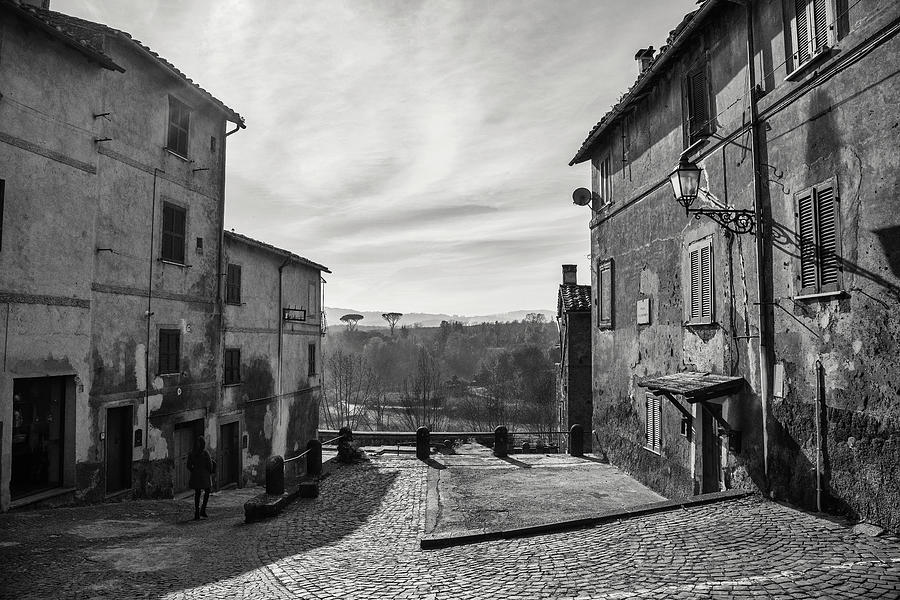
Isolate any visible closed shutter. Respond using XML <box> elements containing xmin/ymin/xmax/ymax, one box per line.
<box><xmin>226</xmin><ymin>264</ymin><xmax>242</xmax><ymax>304</ymax></box>
<box><xmin>797</xmin><ymin>190</ymin><xmax>818</xmax><ymax>293</ymax></box>
<box><xmin>688</xmin><ymin>238</ymin><xmax>713</xmax><ymax>323</ymax></box>
<box><xmin>816</xmin><ymin>183</ymin><xmax>840</xmax><ymax>291</ymax></box>
<box><xmin>687</xmin><ymin>68</ymin><xmax>710</xmax><ymax>142</ymax></box>
<box><xmin>646</xmin><ymin>394</ymin><xmax>661</xmax><ymax>451</ymax></box>
<box><xmin>598</xmin><ymin>260</ymin><xmax>613</xmax><ymax>328</ymax></box>
<box><xmin>161</xmin><ymin>204</ymin><xmax>186</xmax><ymax>263</ymax></box>
<box><xmin>796</xmin><ymin>0</ymin><xmax>811</xmax><ymax>63</ymax></box>
<box><xmin>812</xmin><ymin>0</ymin><xmax>829</xmax><ymax>53</ymax></box>
<box><xmin>159</xmin><ymin>330</ymin><xmax>180</xmax><ymax>374</ymax></box>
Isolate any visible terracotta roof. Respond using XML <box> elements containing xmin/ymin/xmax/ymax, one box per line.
<box><xmin>225</xmin><ymin>230</ymin><xmax>331</xmax><ymax>274</ymax></box>
<box><xmin>569</xmin><ymin>0</ymin><xmax>720</xmax><ymax>165</ymax></box>
<box><xmin>3</xmin><ymin>1</ymin><xmax>244</xmax><ymax>127</ymax></box>
<box><xmin>638</xmin><ymin>371</ymin><xmax>745</xmax><ymax>402</ymax></box>
<box><xmin>558</xmin><ymin>284</ymin><xmax>592</xmax><ymax>314</ymax></box>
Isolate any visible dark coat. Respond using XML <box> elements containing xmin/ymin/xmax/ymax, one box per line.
<box><xmin>187</xmin><ymin>448</ymin><xmax>214</xmax><ymax>490</ymax></box>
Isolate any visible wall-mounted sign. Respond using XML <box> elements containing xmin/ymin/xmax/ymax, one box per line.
<box><xmin>283</xmin><ymin>307</ymin><xmax>307</xmax><ymax>322</ymax></box>
<box><xmin>773</xmin><ymin>363</ymin><xmax>785</xmax><ymax>399</ymax></box>
<box><xmin>636</xmin><ymin>297</ymin><xmax>651</xmax><ymax>325</ymax></box>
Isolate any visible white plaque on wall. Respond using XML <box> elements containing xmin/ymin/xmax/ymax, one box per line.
<box><xmin>636</xmin><ymin>297</ymin><xmax>651</xmax><ymax>325</ymax></box>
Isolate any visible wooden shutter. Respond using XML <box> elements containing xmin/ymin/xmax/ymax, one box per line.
<box><xmin>688</xmin><ymin>238</ymin><xmax>713</xmax><ymax>323</ymax></box>
<box><xmin>226</xmin><ymin>264</ymin><xmax>241</xmax><ymax>304</ymax></box>
<box><xmin>646</xmin><ymin>394</ymin><xmax>661</xmax><ymax>451</ymax></box>
<box><xmin>812</xmin><ymin>0</ymin><xmax>829</xmax><ymax>53</ymax></box>
<box><xmin>816</xmin><ymin>180</ymin><xmax>841</xmax><ymax>292</ymax></box>
<box><xmin>797</xmin><ymin>189</ymin><xmax>818</xmax><ymax>293</ymax></box>
<box><xmin>796</xmin><ymin>0</ymin><xmax>811</xmax><ymax>63</ymax></box>
<box><xmin>688</xmin><ymin>67</ymin><xmax>710</xmax><ymax>142</ymax></box>
<box><xmin>159</xmin><ymin>330</ymin><xmax>180</xmax><ymax>374</ymax></box>
<box><xmin>598</xmin><ymin>260</ymin><xmax>613</xmax><ymax>328</ymax></box>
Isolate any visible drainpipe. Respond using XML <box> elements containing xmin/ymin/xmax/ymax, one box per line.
<box><xmin>277</xmin><ymin>258</ymin><xmax>290</xmax><ymax>397</ymax></box>
<box><xmin>815</xmin><ymin>359</ymin><xmax>824</xmax><ymax>512</ymax></box>
<box><xmin>144</xmin><ymin>168</ymin><xmax>163</xmax><ymax>463</ymax></box>
<box><xmin>745</xmin><ymin>1</ymin><xmax>772</xmax><ymax>482</ymax></box>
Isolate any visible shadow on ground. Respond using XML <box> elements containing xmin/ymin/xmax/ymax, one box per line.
<box><xmin>0</xmin><ymin>460</ymin><xmax>400</xmax><ymax>600</ymax></box>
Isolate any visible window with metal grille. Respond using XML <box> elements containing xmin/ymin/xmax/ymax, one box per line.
<box><xmin>688</xmin><ymin>238</ymin><xmax>714</xmax><ymax>324</ymax></box>
<box><xmin>158</xmin><ymin>329</ymin><xmax>181</xmax><ymax>375</ymax></box>
<box><xmin>685</xmin><ymin>61</ymin><xmax>713</xmax><ymax>145</ymax></box>
<box><xmin>794</xmin><ymin>0</ymin><xmax>833</xmax><ymax>67</ymax></box>
<box><xmin>646</xmin><ymin>393</ymin><xmax>661</xmax><ymax>452</ymax></box>
<box><xmin>161</xmin><ymin>203</ymin><xmax>186</xmax><ymax>264</ymax></box>
<box><xmin>167</xmin><ymin>96</ymin><xmax>190</xmax><ymax>157</ymax></box>
<box><xmin>224</xmin><ymin>348</ymin><xmax>241</xmax><ymax>384</ymax></box>
<box><xmin>796</xmin><ymin>178</ymin><xmax>841</xmax><ymax>295</ymax></box>
<box><xmin>226</xmin><ymin>263</ymin><xmax>242</xmax><ymax>305</ymax></box>
<box><xmin>308</xmin><ymin>343</ymin><xmax>316</xmax><ymax>376</ymax></box>
<box><xmin>598</xmin><ymin>259</ymin><xmax>614</xmax><ymax>329</ymax></box>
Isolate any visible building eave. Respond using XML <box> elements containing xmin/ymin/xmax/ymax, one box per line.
<box><xmin>224</xmin><ymin>230</ymin><xmax>331</xmax><ymax>274</ymax></box>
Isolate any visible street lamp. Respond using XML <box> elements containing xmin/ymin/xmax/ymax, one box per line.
<box><xmin>668</xmin><ymin>152</ymin><xmax>702</xmax><ymax>213</ymax></box>
<box><xmin>667</xmin><ymin>151</ymin><xmax>756</xmax><ymax>236</ymax></box>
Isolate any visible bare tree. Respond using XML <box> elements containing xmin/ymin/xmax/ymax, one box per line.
<box><xmin>340</xmin><ymin>313</ymin><xmax>364</xmax><ymax>331</ymax></box>
<box><xmin>321</xmin><ymin>349</ymin><xmax>378</xmax><ymax>430</ymax></box>
<box><xmin>382</xmin><ymin>312</ymin><xmax>402</xmax><ymax>336</ymax></box>
<box><xmin>398</xmin><ymin>346</ymin><xmax>445</xmax><ymax>430</ymax></box>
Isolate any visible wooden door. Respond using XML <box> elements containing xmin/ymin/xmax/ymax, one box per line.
<box><xmin>173</xmin><ymin>424</ymin><xmax>196</xmax><ymax>492</ymax></box>
<box><xmin>219</xmin><ymin>422</ymin><xmax>240</xmax><ymax>487</ymax></box>
<box><xmin>106</xmin><ymin>405</ymin><xmax>133</xmax><ymax>493</ymax></box>
<box><xmin>701</xmin><ymin>404</ymin><xmax>723</xmax><ymax>493</ymax></box>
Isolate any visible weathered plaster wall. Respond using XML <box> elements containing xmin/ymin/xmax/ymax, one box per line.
<box><xmin>583</xmin><ymin>0</ymin><xmax>900</xmax><ymax>530</ymax></box>
<box><xmin>563</xmin><ymin>311</ymin><xmax>593</xmax><ymax>451</ymax></box>
<box><xmin>223</xmin><ymin>237</ymin><xmax>323</xmax><ymax>485</ymax></box>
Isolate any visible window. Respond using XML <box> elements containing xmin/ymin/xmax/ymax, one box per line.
<box><xmin>792</xmin><ymin>0</ymin><xmax>834</xmax><ymax>68</ymax></box>
<box><xmin>167</xmin><ymin>96</ymin><xmax>190</xmax><ymax>157</ymax></box>
<box><xmin>307</xmin><ymin>282</ymin><xmax>317</xmax><ymax>320</ymax></box>
<box><xmin>597</xmin><ymin>259</ymin><xmax>614</xmax><ymax>329</ymax></box>
<box><xmin>226</xmin><ymin>264</ymin><xmax>242</xmax><ymax>305</ymax></box>
<box><xmin>158</xmin><ymin>329</ymin><xmax>181</xmax><ymax>375</ymax></box>
<box><xmin>646</xmin><ymin>393</ymin><xmax>661</xmax><ymax>452</ymax></box>
<box><xmin>161</xmin><ymin>203</ymin><xmax>186</xmax><ymax>264</ymax></box>
<box><xmin>688</xmin><ymin>238</ymin><xmax>714</xmax><ymax>324</ymax></box>
<box><xmin>224</xmin><ymin>348</ymin><xmax>241</xmax><ymax>385</ymax></box>
<box><xmin>598</xmin><ymin>154</ymin><xmax>613</xmax><ymax>206</ymax></box>
<box><xmin>796</xmin><ymin>178</ymin><xmax>841</xmax><ymax>295</ymax></box>
<box><xmin>308</xmin><ymin>343</ymin><xmax>316</xmax><ymax>376</ymax></box>
<box><xmin>684</xmin><ymin>61</ymin><xmax>713</xmax><ymax>145</ymax></box>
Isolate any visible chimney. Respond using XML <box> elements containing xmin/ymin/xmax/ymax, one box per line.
<box><xmin>635</xmin><ymin>46</ymin><xmax>655</xmax><ymax>75</ymax></box>
<box><xmin>562</xmin><ymin>264</ymin><xmax>577</xmax><ymax>286</ymax></box>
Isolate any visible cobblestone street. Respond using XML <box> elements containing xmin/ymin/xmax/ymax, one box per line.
<box><xmin>2</xmin><ymin>455</ymin><xmax>900</xmax><ymax>599</ymax></box>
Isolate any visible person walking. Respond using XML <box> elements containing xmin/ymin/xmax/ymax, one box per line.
<box><xmin>187</xmin><ymin>436</ymin><xmax>214</xmax><ymax>520</ymax></box>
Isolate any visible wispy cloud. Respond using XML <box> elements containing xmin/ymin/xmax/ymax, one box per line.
<box><xmin>56</xmin><ymin>0</ymin><xmax>699</xmax><ymax>314</ymax></box>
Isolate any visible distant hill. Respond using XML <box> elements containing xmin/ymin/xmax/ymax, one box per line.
<box><xmin>324</xmin><ymin>307</ymin><xmax>555</xmax><ymax>329</ymax></box>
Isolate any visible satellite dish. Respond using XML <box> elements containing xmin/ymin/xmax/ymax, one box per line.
<box><xmin>572</xmin><ymin>187</ymin><xmax>593</xmax><ymax>206</ymax></box>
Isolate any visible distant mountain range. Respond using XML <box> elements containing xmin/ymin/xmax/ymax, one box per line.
<box><xmin>324</xmin><ymin>307</ymin><xmax>556</xmax><ymax>329</ymax></box>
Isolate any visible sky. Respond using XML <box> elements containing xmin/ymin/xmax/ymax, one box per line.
<box><xmin>55</xmin><ymin>0</ymin><xmax>698</xmax><ymax>316</ymax></box>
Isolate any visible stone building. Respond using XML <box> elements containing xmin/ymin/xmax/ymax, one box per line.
<box><xmin>569</xmin><ymin>0</ymin><xmax>900</xmax><ymax>531</ymax></box>
<box><xmin>0</xmin><ymin>0</ymin><xmax>247</xmax><ymax>509</ymax></box>
<box><xmin>222</xmin><ymin>231</ymin><xmax>329</xmax><ymax>486</ymax></box>
<box><xmin>556</xmin><ymin>265</ymin><xmax>592</xmax><ymax>451</ymax></box>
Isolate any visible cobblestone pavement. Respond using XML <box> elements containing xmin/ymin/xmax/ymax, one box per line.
<box><xmin>2</xmin><ymin>455</ymin><xmax>900</xmax><ymax>599</ymax></box>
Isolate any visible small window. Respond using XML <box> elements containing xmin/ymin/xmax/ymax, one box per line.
<box><xmin>226</xmin><ymin>263</ymin><xmax>242</xmax><ymax>305</ymax></box>
<box><xmin>597</xmin><ymin>259</ymin><xmax>614</xmax><ymax>329</ymax></box>
<box><xmin>796</xmin><ymin>178</ymin><xmax>842</xmax><ymax>295</ymax></box>
<box><xmin>210</xmin><ymin>135</ymin><xmax>217</xmax><ymax>153</ymax></box>
<box><xmin>158</xmin><ymin>329</ymin><xmax>181</xmax><ymax>375</ymax></box>
<box><xmin>224</xmin><ymin>348</ymin><xmax>241</xmax><ymax>385</ymax></box>
<box><xmin>792</xmin><ymin>0</ymin><xmax>834</xmax><ymax>68</ymax></box>
<box><xmin>598</xmin><ymin>154</ymin><xmax>613</xmax><ymax>205</ymax></box>
<box><xmin>646</xmin><ymin>393</ymin><xmax>661</xmax><ymax>452</ymax></box>
<box><xmin>687</xmin><ymin>238</ymin><xmax>714</xmax><ymax>324</ymax></box>
<box><xmin>308</xmin><ymin>343</ymin><xmax>316</xmax><ymax>376</ymax></box>
<box><xmin>307</xmin><ymin>282</ymin><xmax>317</xmax><ymax>321</ymax></box>
<box><xmin>167</xmin><ymin>96</ymin><xmax>190</xmax><ymax>157</ymax></box>
<box><xmin>161</xmin><ymin>203</ymin><xmax>186</xmax><ymax>264</ymax></box>
<box><xmin>684</xmin><ymin>61</ymin><xmax>713</xmax><ymax>145</ymax></box>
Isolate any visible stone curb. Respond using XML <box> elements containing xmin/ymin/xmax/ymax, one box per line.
<box><xmin>420</xmin><ymin>488</ymin><xmax>754</xmax><ymax>550</ymax></box>
<box><xmin>243</xmin><ymin>455</ymin><xmax>339</xmax><ymax>523</ymax></box>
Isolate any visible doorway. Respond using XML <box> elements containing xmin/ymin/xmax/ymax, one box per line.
<box><xmin>219</xmin><ymin>421</ymin><xmax>240</xmax><ymax>487</ymax></box>
<box><xmin>11</xmin><ymin>377</ymin><xmax>67</xmax><ymax>499</ymax></box>
<box><xmin>701</xmin><ymin>403</ymin><xmax>724</xmax><ymax>493</ymax></box>
<box><xmin>106</xmin><ymin>405</ymin><xmax>133</xmax><ymax>494</ymax></box>
<box><xmin>173</xmin><ymin>419</ymin><xmax>204</xmax><ymax>493</ymax></box>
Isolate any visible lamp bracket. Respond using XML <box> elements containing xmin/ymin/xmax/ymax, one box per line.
<box><xmin>687</xmin><ymin>207</ymin><xmax>756</xmax><ymax>235</ymax></box>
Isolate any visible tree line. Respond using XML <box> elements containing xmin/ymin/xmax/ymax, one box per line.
<box><xmin>320</xmin><ymin>314</ymin><xmax>559</xmax><ymax>433</ymax></box>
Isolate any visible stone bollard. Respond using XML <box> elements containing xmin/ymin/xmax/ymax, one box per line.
<box><xmin>569</xmin><ymin>424</ymin><xmax>584</xmax><ymax>458</ymax></box>
<box><xmin>416</xmin><ymin>426</ymin><xmax>430</xmax><ymax>461</ymax></box>
<box><xmin>493</xmin><ymin>426</ymin><xmax>509</xmax><ymax>458</ymax></box>
<box><xmin>338</xmin><ymin>426</ymin><xmax>354</xmax><ymax>463</ymax></box>
<box><xmin>266</xmin><ymin>455</ymin><xmax>285</xmax><ymax>495</ymax></box>
<box><xmin>306</xmin><ymin>439</ymin><xmax>322</xmax><ymax>478</ymax></box>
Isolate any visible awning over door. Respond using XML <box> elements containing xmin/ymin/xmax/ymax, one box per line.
<box><xmin>638</xmin><ymin>372</ymin><xmax>745</xmax><ymax>403</ymax></box>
